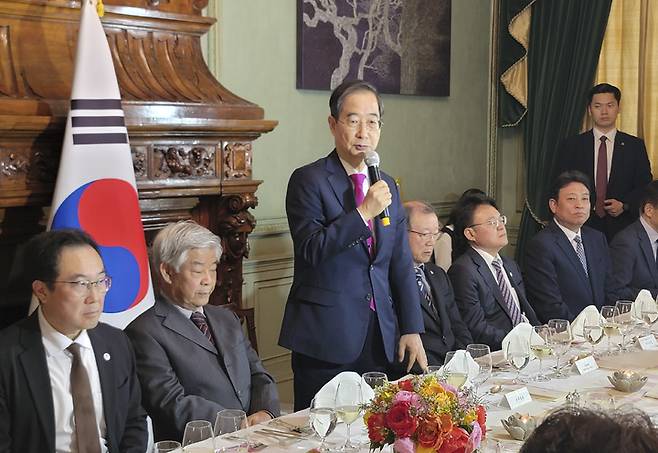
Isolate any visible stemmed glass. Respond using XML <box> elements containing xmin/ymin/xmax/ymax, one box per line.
<box><xmin>309</xmin><ymin>397</ymin><xmax>337</xmax><ymax>452</ymax></box>
<box><xmin>362</xmin><ymin>371</ymin><xmax>388</xmax><ymax>390</ymax></box>
<box><xmin>615</xmin><ymin>301</ymin><xmax>634</xmax><ymax>351</ymax></box>
<box><xmin>182</xmin><ymin>420</ymin><xmax>214</xmax><ymax>452</ymax></box>
<box><xmin>529</xmin><ymin>325</ymin><xmax>552</xmax><ymax>381</ymax></box>
<box><xmin>466</xmin><ymin>344</ymin><xmax>492</xmax><ymax>396</ymax></box>
<box><xmin>153</xmin><ymin>441</ymin><xmax>182</xmax><ymax>453</ymax></box>
<box><xmin>506</xmin><ymin>340</ymin><xmax>530</xmax><ymax>384</ymax></box>
<box><xmin>583</xmin><ymin>321</ymin><xmax>604</xmax><ymax>357</ymax></box>
<box><xmin>334</xmin><ymin>379</ymin><xmax>363</xmax><ymax>451</ymax></box>
<box><xmin>601</xmin><ymin>305</ymin><xmax>620</xmax><ymax>355</ymax></box>
<box><xmin>214</xmin><ymin>409</ymin><xmax>248</xmax><ymax>452</ymax></box>
<box><xmin>443</xmin><ymin>351</ymin><xmax>468</xmax><ymax>389</ymax></box>
<box><xmin>548</xmin><ymin>319</ymin><xmax>572</xmax><ymax>379</ymax></box>
<box><xmin>640</xmin><ymin>299</ymin><xmax>658</xmax><ymax>335</ymax></box>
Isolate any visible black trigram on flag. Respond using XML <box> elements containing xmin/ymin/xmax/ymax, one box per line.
<box><xmin>71</xmin><ymin>98</ymin><xmax>128</xmax><ymax>145</ymax></box>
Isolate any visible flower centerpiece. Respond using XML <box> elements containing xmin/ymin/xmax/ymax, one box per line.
<box><xmin>363</xmin><ymin>374</ymin><xmax>486</xmax><ymax>453</ymax></box>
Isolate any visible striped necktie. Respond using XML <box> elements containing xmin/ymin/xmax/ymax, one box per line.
<box><xmin>190</xmin><ymin>311</ymin><xmax>215</xmax><ymax>346</ymax></box>
<box><xmin>491</xmin><ymin>259</ymin><xmax>523</xmax><ymax>326</ymax></box>
<box><xmin>573</xmin><ymin>235</ymin><xmax>588</xmax><ymax>276</ymax></box>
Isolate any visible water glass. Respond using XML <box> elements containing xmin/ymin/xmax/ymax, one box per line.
<box><xmin>153</xmin><ymin>440</ymin><xmax>182</xmax><ymax>453</ymax></box>
<box><xmin>466</xmin><ymin>344</ymin><xmax>492</xmax><ymax>394</ymax></box>
<box><xmin>505</xmin><ymin>340</ymin><xmax>530</xmax><ymax>384</ymax></box>
<box><xmin>547</xmin><ymin>319</ymin><xmax>572</xmax><ymax>378</ymax></box>
<box><xmin>615</xmin><ymin>301</ymin><xmax>634</xmax><ymax>351</ymax></box>
<box><xmin>309</xmin><ymin>397</ymin><xmax>338</xmax><ymax>452</ymax></box>
<box><xmin>182</xmin><ymin>420</ymin><xmax>214</xmax><ymax>452</ymax></box>
<box><xmin>362</xmin><ymin>371</ymin><xmax>388</xmax><ymax>389</ymax></box>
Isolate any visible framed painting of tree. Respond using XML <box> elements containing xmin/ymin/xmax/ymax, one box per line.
<box><xmin>296</xmin><ymin>0</ymin><xmax>451</xmax><ymax>96</ymax></box>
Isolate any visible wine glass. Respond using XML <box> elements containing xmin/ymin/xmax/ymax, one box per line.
<box><xmin>153</xmin><ymin>441</ymin><xmax>182</xmax><ymax>453</ymax></box>
<box><xmin>466</xmin><ymin>344</ymin><xmax>492</xmax><ymax>395</ymax></box>
<box><xmin>601</xmin><ymin>305</ymin><xmax>620</xmax><ymax>355</ymax></box>
<box><xmin>334</xmin><ymin>379</ymin><xmax>363</xmax><ymax>451</ymax></box>
<box><xmin>615</xmin><ymin>301</ymin><xmax>634</xmax><ymax>351</ymax></box>
<box><xmin>182</xmin><ymin>420</ymin><xmax>214</xmax><ymax>453</ymax></box>
<box><xmin>362</xmin><ymin>371</ymin><xmax>388</xmax><ymax>389</ymax></box>
<box><xmin>309</xmin><ymin>397</ymin><xmax>337</xmax><ymax>452</ymax></box>
<box><xmin>640</xmin><ymin>300</ymin><xmax>658</xmax><ymax>335</ymax></box>
<box><xmin>582</xmin><ymin>321</ymin><xmax>603</xmax><ymax>357</ymax></box>
<box><xmin>443</xmin><ymin>351</ymin><xmax>468</xmax><ymax>389</ymax></box>
<box><xmin>530</xmin><ymin>325</ymin><xmax>552</xmax><ymax>381</ymax></box>
<box><xmin>505</xmin><ymin>340</ymin><xmax>530</xmax><ymax>384</ymax></box>
<box><xmin>547</xmin><ymin>319</ymin><xmax>572</xmax><ymax>379</ymax></box>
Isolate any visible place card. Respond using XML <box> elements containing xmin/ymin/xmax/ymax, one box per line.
<box><xmin>639</xmin><ymin>335</ymin><xmax>658</xmax><ymax>350</ymax></box>
<box><xmin>575</xmin><ymin>355</ymin><xmax>598</xmax><ymax>375</ymax></box>
<box><xmin>525</xmin><ymin>385</ymin><xmax>568</xmax><ymax>401</ymax></box>
<box><xmin>504</xmin><ymin>387</ymin><xmax>532</xmax><ymax>409</ymax></box>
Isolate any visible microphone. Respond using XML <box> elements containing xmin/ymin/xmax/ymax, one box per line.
<box><xmin>364</xmin><ymin>150</ymin><xmax>390</xmax><ymax>226</ymax></box>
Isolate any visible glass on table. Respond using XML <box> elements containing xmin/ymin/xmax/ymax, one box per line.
<box><xmin>182</xmin><ymin>420</ymin><xmax>214</xmax><ymax>453</ymax></box>
<box><xmin>362</xmin><ymin>371</ymin><xmax>388</xmax><ymax>389</ymax></box>
<box><xmin>334</xmin><ymin>379</ymin><xmax>363</xmax><ymax>451</ymax></box>
<box><xmin>601</xmin><ymin>305</ymin><xmax>620</xmax><ymax>355</ymax></box>
<box><xmin>529</xmin><ymin>325</ymin><xmax>552</xmax><ymax>382</ymax></box>
<box><xmin>547</xmin><ymin>319</ymin><xmax>572</xmax><ymax>379</ymax></box>
<box><xmin>153</xmin><ymin>440</ymin><xmax>182</xmax><ymax>453</ymax></box>
<box><xmin>466</xmin><ymin>344</ymin><xmax>492</xmax><ymax>395</ymax></box>
<box><xmin>640</xmin><ymin>298</ymin><xmax>658</xmax><ymax>335</ymax></box>
<box><xmin>582</xmin><ymin>321</ymin><xmax>604</xmax><ymax>357</ymax></box>
<box><xmin>309</xmin><ymin>397</ymin><xmax>337</xmax><ymax>452</ymax></box>
<box><xmin>442</xmin><ymin>351</ymin><xmax>468</xmax><ymax>389</ymax></box>
<box><xmin>505</xmin><ymin>339</ymin><xmax>530</xmax><ymax>384</ymax></box>
<box><xmin>614</xmin><ymin>301</ymin><xmax>634</xmax><ymax>351</ymax></box>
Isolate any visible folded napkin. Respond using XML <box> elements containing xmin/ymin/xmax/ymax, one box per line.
<box><xmin>572</xmin><ymin>305</ymin><xmax>604</xmax><ymax>339</ymax></box>
<box><xmin>501</xmin><ymin>323</ymin><xmax>540</xmax><ymax>360</ymax></box>
<box><xmin>634</xmin><ymin>290</ymin><xmax>655</xmax><ymax>318</ymax></box>
<box><xmin>313</xmin><ymin>371</ymin><xmax>375</xmax><ymax>407</ymax></box>
<box><xmin>439</xmin><ymin>350</ymin><xmax>480</xmax><ymax>385</ymax></box>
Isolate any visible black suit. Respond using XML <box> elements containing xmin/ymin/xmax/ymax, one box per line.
<box><xmin>0</xmin><ymin>313</ymin><xmax>147</xmax><ymax>453</ymax></box>
<box><xmin>609</xmin><ymin>219</ymin><xmax>658</xmax><ymax>302</ymax></box>
<box><xmin>524</xmin><ymin>221</ymin><xmax>611</xmax><ymax>322</ymax></box>
<box><xmin>448</xmin><ymin>247</ymin><xmax>539</xmax><ymax>350</ymax></box>
<box><xmin>556</xmin><ymin>129</ymin><xmax>652</xmax><ymax>240</ymax></box>
<box><xmin>418</xmin><ymin>262</ymin><xmax>473</xmax><ymax>366</ymax></box>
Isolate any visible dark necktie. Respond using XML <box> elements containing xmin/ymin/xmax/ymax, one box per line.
<box><xmin>595</xmin><ymin>135</ymin><xmax>608</xmax><ymax>218</ymax></box>
<box><xmin>655</xmin><ymin>239</ymin><xmax>658</xmax><ymax>270</ymax></box>
<box><xmin>415</xmin><ymin>265</ymin><xmax>438</xmax><ymax>317</ymax></box>
<box><xmin>491</xmin><ymin>259</ymin><xmax>523</xmax><ymax>326</ymax></box>
<box><xmin>190</xmin><ymin>311</ymin><xmax>215</xmax><ymax>346</ymax></box>
<box><xmin>573</xmin><ymin>235</ymin><xmax>588</xmax><ymax>276</ymax></box>
<box><xmin>349</xmin><ymin>172</ymin><xmax>376</xmax><ymax>311</ymax></box>
<box><xmin>67</xmin><ymin>343</ymin><xmax>101</xmax><ymax>453</ymax></box>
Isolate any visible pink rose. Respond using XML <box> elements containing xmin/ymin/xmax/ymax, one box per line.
<box><xmin>393</xmin><ymin>437</ymin><xmax>415</xmax><ymax>453</ymax></box>
<box><xmin>393</xmin><ymin>390</ymin><xmax>423</xmax><ymax>410</ymax></box>
<box><xmin>466</xmin><ymin>421</ymin><xmax>482</xmax><ymax>453</ymax></box>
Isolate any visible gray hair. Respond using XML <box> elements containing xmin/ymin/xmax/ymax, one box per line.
<box><xmin>151</xmin><ymin>221</ymin><xmax>222</xmax><ymax>274</ymax></box>
<box><xmin>403</xmin><ymin>200</ymin><xmax>437</xmax><ymax>224</ymax></box>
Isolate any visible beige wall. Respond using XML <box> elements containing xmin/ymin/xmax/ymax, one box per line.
<box><xmin>207</xmin><ymin>0</ymin><xmax>502</xmax><ymax>407</ymax></box>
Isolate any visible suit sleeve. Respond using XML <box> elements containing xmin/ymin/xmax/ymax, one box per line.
<box><xmin>448</xmin><ymin>263</ymin><xmax>507</xmax><ymax>349</ymax></box>
<box><xmin>0</xmin><ymin>363</ymin><xmax>10</xmax><ymax>452</ymax></box>
<box><xmin>625</xmin><ymin>139</ymin><xmax>653</xmax><ymax>212</ymax></box>
<box><xmin>125</xmin><ymin>326</ymin><xmax>226</xmax><ymax>437</ymax></box>
<box><xmin>523</xmin><ymin>238</ymin><xmax>573</xmax><ymax>323</ymax></box>
<box><xmin>286</xmin><ymin>167</ymin><xmax>371</xmax><ymax>268</ymax></box>
<box><xmin>118</xmin><ymin>333</ymin><xmax>149</xmax><ymax>453</ymax></box>
<box><xmin>608</xmin><ymin>233</ymin><xmax>644</xmax><ymax>302</ymax></box>
<box><xmin>441</xmin><ymin>273</ymin><xmax>473</xmax><ymax>348</ymax></box>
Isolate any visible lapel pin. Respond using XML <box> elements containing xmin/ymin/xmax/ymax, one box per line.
<box><xmin>103</xmin><ymin>353</ymin><xmax>111</xmax><ymax>361</ymax></box>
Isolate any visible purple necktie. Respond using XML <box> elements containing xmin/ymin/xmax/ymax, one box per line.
<box><xmin>191</xmin><ymin>312</ymin><xmax>215</xmax><ymax>346</ymax></box>
<box><xmin>350</xmin><ymin>173</ymin><xmax>375</xmax><ymax>311</ymax></box>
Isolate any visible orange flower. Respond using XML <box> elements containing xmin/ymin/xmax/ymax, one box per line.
<box><xmin>439</xmin><ymin>413</ymin><xmax>453</xmax><ymax>434</ymax></box>
<box><xmin>476</xmin><ymin>405</ymin><xmax>487</xmax><ymax>438</ymax></box>
<box><xmin>438</xmin><ymin>426</ymin><xmax>469</xmax><ymax>453</ymax></box>
<box><xmin>417</xmin><ymin>416</ymin><xmax>443</xmax><ymax>450</ymax></box>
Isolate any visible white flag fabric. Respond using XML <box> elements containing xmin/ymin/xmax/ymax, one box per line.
<box><xmin>46</xmin><ymin>0</ymin><xmax>154</xmax><ymax>328</ymax></box>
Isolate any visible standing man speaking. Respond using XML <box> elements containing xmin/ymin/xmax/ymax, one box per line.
<box><xmin>279</xmin><ymin>80</ymin><xmax>426</xmax><ymax>410</ymax></box>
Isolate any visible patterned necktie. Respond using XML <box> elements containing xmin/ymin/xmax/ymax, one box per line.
<box><xmin>595</xmin><ymin>135</ymin><xmax>608</xmax><ymax>218</ymax></box>
<box><xmin>415</xmin><ymin>265</ymin><xmax>437</xmax><ymax>317</ymax></box>
<box><xmin>574</xmin><ymin>235</ymin><xmax>588</xmax><ymax>276</ymax></box>
<box><xmin>349</xmin><ymin>173</ymin><xmax>376</xmax><ymax>311</ymax></box>
<box><xmin>190</xmin><ymin>311</ymin><xmax>215</xmax><ymax>346</ymax></box>
<box><xmin>67</xmin><ymin>343</ymin><xmax>101</xmax><ymax>453</ymax></box>
<box><xmin>491</xmin><ymin>259</ymin><xmax>523</xmax><ymax>326</ymax></box>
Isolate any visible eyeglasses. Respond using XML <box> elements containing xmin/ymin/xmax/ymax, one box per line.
<box><xmin>468</xmin><ymin>215</ymin><xmax>507</xmax><ymax>229</ymax></box>
<box><xmin>337</xmin><ymin>117</ymin><xmax>383</xmax><ymax>132</ymax></box>
<box><xmin>49</xmin><ymin>276</ymin><xmax>112</xmax><ymax>297</ymax></box>
<box><xmin>409</xmin><ymin>230</ymin><xmax>441</xmax><ymax>241</ymax></box>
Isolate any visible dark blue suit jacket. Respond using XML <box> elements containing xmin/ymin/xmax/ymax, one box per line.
<box><xmin>419</xmin><ymin>262</ymin><xmax>472</xmax><ymax>366</ymax></box>
<box><xmin>448</xmin><ymin>247</ymin><xmax>538</xmax><ymax>351</ymax></box>
<box><xmin>279</xmin><ymin>150</ymin><xmax>424</xmax><ymax>364</ymax></box>
<box><xmin>609</xmin><ymin>219</ymin><xmax>658</xmax><ymax>302</ymax></box>
<box><xmin>556</xmin><ymin>130</ymin><xmax>652</xmax><ymax>240</ymax></box>
<box><xmin>0</xmin><ymin>313</ymin><xmax>147</xmax><ymax>453</ymax></box>
<box><xmin>524</xmin><ymin>221</ymin><xmax>611</xmax><ymax>322</ymax></box>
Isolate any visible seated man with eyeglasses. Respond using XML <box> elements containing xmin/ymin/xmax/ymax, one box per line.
<box><xmin>448</xmin><ymin>194</ymin><xmax>539</xmax><ymax>350</ymax></box>
<box><xmin>524</xmin><ymin>171</ymin><xmax>612</xmax><ymax>322</ymax></box>
<box><xmin>404</xmin><ymin>201</ymin><xmax>472</xmax><ymax>366</ymax></box>
<box><xmin>0</xmin><ymin>229</ymin><xmax>147</xmax><ymax>453</ymax></box>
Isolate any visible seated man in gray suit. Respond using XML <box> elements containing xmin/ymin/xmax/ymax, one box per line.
<box><xmin>126</xmin><ymin>221</ymin><xmax>279</xmax><ymax>442</ymax></box>
<box><xmin>609</xmin><ymin>180</ymin><xmax>658</xmax><ymax>301</ymax></box>
<box><xmin>404</xmin><ymin>201</ymin><xmax>472</xmax><ymax>365</ymax></box>
<box><xmin>448</xmin><ymin>194</ymin><xmax>539</xmax><ymax>350</ymax></box>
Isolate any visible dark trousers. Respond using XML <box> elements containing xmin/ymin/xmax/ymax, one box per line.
<box><xmin>291</xmin><ymin>310</ymin><xmax>388</xmax><ymax>411</ymax></box>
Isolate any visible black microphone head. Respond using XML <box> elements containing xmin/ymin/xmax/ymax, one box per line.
<box><xmin>364</xmin><ymin>150</ymin><xmax>380</xmax><ymax>167</ymax></box>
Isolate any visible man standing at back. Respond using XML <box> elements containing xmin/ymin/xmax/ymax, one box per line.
<box><xmin>280</xmin><ymin>80</ymin><xmax>426</xmax><ymax>410</ymax></box>
<box><xmin>556</xmin><ymin>83</ymin><xmax>652</xmax><ymax>241</ymax></box>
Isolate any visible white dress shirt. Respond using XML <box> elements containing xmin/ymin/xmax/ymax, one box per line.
<box><xmin>553</xmin><ymin>218</ymin><xmax>583</xmax><ymax>254</ymax></box>
<box><xmin>640</xmin><ymin>216</ymin><xmax>658</xmax><ymax>260</ymax></box>
<box><xmin>593</xmin><ymin>127</ymin><xmax>617</xmax><ymax>182</ymax></box>
<box><xmin>38</xmin><ymin>308</ymin><xmax>108</xmax><ymax>453</ymax></box>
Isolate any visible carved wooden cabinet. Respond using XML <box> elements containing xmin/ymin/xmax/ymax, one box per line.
<box><xmin>0</xmin><ymin>0</ymin><xmax>276</xmax><ymax>344</ymax></box>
